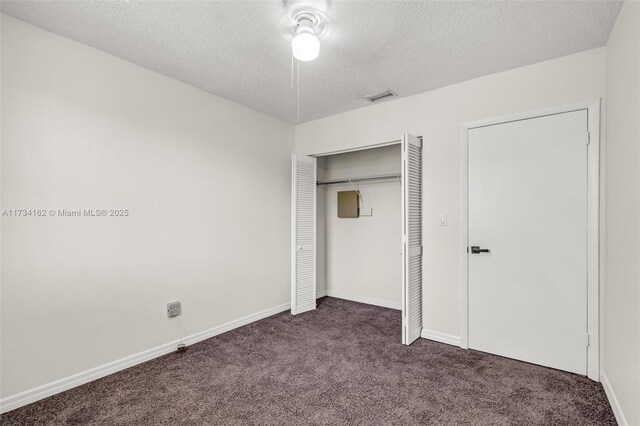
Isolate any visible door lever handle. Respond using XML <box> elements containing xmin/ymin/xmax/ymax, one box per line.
<box><xmin>470</xmin><ymin>246</ymin><xmax>490</xmax><ymax>254</ymax></box>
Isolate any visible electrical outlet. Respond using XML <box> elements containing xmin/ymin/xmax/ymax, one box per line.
<box><xmin>167</xmin><ymin>301</ymin><xmax>181</xmax><ymax>318</ymax></box>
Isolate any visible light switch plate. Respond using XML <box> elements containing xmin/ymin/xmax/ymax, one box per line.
<box><xmin>439</xmin><ymin>213</ymin><xmax>447</xmax><ymax>226</ymax></box>
<box><xmin>360</xmin><ymin>207</ymin><xmax>373</xmax><ymax>216</ymax></box>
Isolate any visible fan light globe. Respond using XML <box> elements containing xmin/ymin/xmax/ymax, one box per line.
<box><xmin>291</xmin><ymin>31</ymin><xmax>320</xmax><ymax>61</ymax></box>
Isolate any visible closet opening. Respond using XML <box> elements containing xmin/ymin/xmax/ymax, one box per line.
<box><xmin>316</xmin><ymin>143</ymin><xmax>402</xmax><ymax>314</ymax></box>
<box><xmin>291</xmin><ymin>134</ymin><xmax>423</xmax><ymax>345</ymax></box>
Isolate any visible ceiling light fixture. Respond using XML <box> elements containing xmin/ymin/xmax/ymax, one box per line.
<box><xmin>291</xmin><ymin>13</ymin><xmax>320</xmax><ymax>62</ymax></box>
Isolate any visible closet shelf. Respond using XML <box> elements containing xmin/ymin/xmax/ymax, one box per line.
<box><xmin>317</xmin><ymin>173</ymin><xmax>401</xmax><ymax>186</ymax></box>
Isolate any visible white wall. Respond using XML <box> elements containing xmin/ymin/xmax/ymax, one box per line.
<box><xmin>0</xmin><ymin>14</ymin><xmax>293</xmax><ymax>399</ymax></box>
<box><xmin>319</xmin><ymin>145</ymin><xmax>401</xmax><ymax>307</ymax></box>
<box><xmin>296</xmin><ymin>48</ymin><xmax>606</xmax><ymax>338</ymax></box>
<box><xmin>603</xmin><ymin>1</ymin><xmax>640</xmax><ymax>425</ymax></box>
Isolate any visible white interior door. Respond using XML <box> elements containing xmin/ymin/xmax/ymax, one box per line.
<box><xmin>291</xmin><ymin>154</ymin><xmax>317</xmax><ymax>315</ymax></box>
<box><xmin>402</xmin><ymin>133</ymin><xmax>423</xmax><ymax>345</ymax></box>
<box><xmin>468</xmin><ymin>110</ymin><xmax>588</xmax><ymax>375</ymax></box>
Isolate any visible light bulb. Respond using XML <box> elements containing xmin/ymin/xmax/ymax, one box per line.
<box><xmin>291</xmin><ymin>30</ymin><xmax>320</xmax><ymax>61</ymax></box>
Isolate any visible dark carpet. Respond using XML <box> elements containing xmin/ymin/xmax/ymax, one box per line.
<box><xmin>0</xmin><ymin>297</ymin><xmax>615</xmax><ymax>425</ymax></box>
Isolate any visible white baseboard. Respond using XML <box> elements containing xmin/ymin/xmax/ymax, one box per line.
<box><xmin>324</xmin><ymin>289</ymin><xmax>401</xmax><ymax>310</ymax></box>
<box><xmin>421</xmin><ymin>329</ymin><xmax>461</xmax><ymax>347</ymax></box>
<box><xmin>0</xmin><ymin>302</ymin><xmax>291</xmax><ymax>414</ymax></box>
<box><xmin>316</xmin><ymin>289</ymin><xmax>327</xmax><ymax>298</ymax></box>
<box><xmin>601</xmin><ymin>372</ymin><xmax>628</xmax><ymax>426</ymax></box>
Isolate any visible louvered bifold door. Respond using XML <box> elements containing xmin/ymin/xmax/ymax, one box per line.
<box><xmin>401</xmin><ymin>134</ymin><xmax>423</xmax><ymax>345</ymax></box>
<box><xmin>291</xmin><ymin>154</ymin><xmax>317</xmax><ymax>315</ymax></box>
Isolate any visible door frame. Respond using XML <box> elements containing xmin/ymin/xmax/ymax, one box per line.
<box><xmin>459</xmin><ymin>99</ymin><xmax>601</xmax><ymax>381</ymax></box>
<box><xmin>309</xmin><ymin>139</ymin><xmax>402</xmax><ymax>158</ymax></box>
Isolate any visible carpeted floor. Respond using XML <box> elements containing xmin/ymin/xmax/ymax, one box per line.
<box><xmin>1</xmin><ymin>297</ymin><xmax>615</xmax><ymax>425</ymax></box>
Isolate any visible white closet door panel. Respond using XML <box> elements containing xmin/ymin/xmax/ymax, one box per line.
<box><xmin>291</xmin><ymin>154</ymin><xmax>317</xmax><ymax>315</ymax></box>
<box><xmin>402</xmin><ymin>134</ymin><xmax>423</xmax><ymax>345</ymax></box>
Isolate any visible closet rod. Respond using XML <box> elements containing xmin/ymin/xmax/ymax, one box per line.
<box><xmin>317</xmin><ymin>173</ymin><xmax>401</xmax><ymax>186</ymax></box>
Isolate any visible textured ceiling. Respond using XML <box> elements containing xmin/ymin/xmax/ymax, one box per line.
<box><xmin>0</xmin><ymin>1</ymin><xmax>623</xmax><ymax>123</ymax></box>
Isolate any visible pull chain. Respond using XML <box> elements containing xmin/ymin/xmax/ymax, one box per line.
<box><xmin>297</xmin><ymin>59</ymin><xmax>300</xmax><ymax>123</ymax></box>
<box><xmin>291</xmin><ymin>23</ymin><xmax>301</xmax><ymax>123</ymax></box>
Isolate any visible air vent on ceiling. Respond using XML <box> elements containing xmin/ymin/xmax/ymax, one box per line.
<box><xmin>363</xmin><ymin>89</ymin><xmax>397</xmax><ymax>103</ymax></box>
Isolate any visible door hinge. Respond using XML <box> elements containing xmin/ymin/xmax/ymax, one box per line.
<box><xmin>586</xmin><ymin>333</ymin><xmax>590</xmax><ymax>347</ymax></box>
<box><xmin>586</xmin><ymin>132</ymin><xmax>591</xmax><ymax>145</ymax></box>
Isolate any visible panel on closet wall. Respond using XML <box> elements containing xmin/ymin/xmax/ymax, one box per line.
<box><xmin>337</xmin><ymin>191</ymin><xmax>360</xmax><ymax>218</ymax></box>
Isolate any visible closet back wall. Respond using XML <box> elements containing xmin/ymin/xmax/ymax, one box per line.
<box><xmin>318</xmin><ymin>145</ymin><xmax>401</xmax><ymax>308</ymax></box>
<box><xmin>1</xmin><ymin>15</ymin><xmax>293</xmax><ymax>399</ymax></box>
